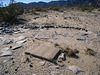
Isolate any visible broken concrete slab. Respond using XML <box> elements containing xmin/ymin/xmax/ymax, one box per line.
<box><xmin>25</xmin><ymin>44</ymin><xmax>59</xmax><ymax>61</ymax></box>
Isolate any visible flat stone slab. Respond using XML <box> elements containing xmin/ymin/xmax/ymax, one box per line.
<box><xmin>25</xmin><ymin>44</ymin><xmax>59</xmax><ymax>61</ymax></box>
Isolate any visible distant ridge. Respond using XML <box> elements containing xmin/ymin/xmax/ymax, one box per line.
<box><xmin>19</xmin><ymin>0</ymin><xmax>100</xmax><ymax>8</ymax></box>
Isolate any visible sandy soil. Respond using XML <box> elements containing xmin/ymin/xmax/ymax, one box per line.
<box><xmin>0</xmin><ymin>9</ymin><xmax>100</xmax><ymax>75</ymax></box>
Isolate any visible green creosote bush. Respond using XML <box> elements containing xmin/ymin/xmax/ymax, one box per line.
<box><xmin>0</xmin><ymin>3</ymin><xmax>24</xmax><ymax>25</ymax></box>
<box><xmin>52</xmin><ymin>59</ymin><xmax>57</xmax><ymax>64</ymax></box>
<box><xmin>58</xmin><ymin>46</ymin><xmax>65</xmax><ymax>52</ymax></box>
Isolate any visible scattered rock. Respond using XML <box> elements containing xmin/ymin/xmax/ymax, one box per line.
<box><xmin>67</xmin><ymin>65</ymin><xmax>84</xmax><ymax>74</ymax></box>
<box><xmin>29</xmin><ymin>64</ymin><xmax>33</xmax><ymax>68</ymax></box>
<box><xmin>39</xmin><ymin>61</ymin><xmax>45</xmax><ymax>66</ymax></box>
<box><xmin>33</xmin><ymin>17</ymin><xmax>39</xmax><ymax>20</ymax></box>
<box><xmin>3</xmin><ymin>39</ymin><xmax>13</xmax><ymax>45</ymax></box>
<box><xmin>32</xmin><ymin>74</ymin><xmax>36</xmax><ymax>75</ymax></box>
<box><xmin>58</xmin><ymin>53</ymin><xmax>66</xmax><ymax>61</ymax></box>
<box><xmin>3</xmin><ymin>58</ymin><xmax>15</xmax><ymax>63</ymax></box>
<box><xmin>0</xmin><ymin>50</ymin><xmax>13</xmax><ymax>57</ymax></box>
<box><xmin>15</xmin><ymin>67</ymin><xmax>19</xmax><ymax>71</ymax></box>
<box><xmin>16</xmin><ymin>39</ymin><xmax>27</xmax><ymax>44</ymax></box>
<box><xmin>0</xmin><ymin>27</ymin><xmax>3</xmax><ymax>30</ymax></box>
<box><xmin>51</xmin><ymin>71</ymin><xmax>60</xmax><ymax>75</ymax></box>
<box><xmin>77</xmin><ymin>37</ymin><xmax>86</xmax><ymax>41</ymax></box>
<box><xmin>0</xmin><ymin>31</ymin><xmax>3</xmax><ymax>35</ymax></box>
<box><xmin>81</xmin><ymin>34</ymin><xmax>88</xmax><ymax>36</ymax></box>
<box><xmin>49</xmin><ymin>66</ymin><xmax>59</xmax><ymax>69</ymax></box>
<box><xmin>64</xmin><ymin>17</ymin><xmax>71</xmax><ymax>19</ymax></box>
<box><xmin>0</xmin><ymin>48</ymin><xmax>12</xmax><ymax>57</ymax></box>
<box><xmin>21</xmin><ymin>26</ymin><xmax>28</xmax><ymax>29</ymax></box>
<box><xmin>5</xmin><ymin>30</ymin><xmax>13</xmax><ymax>35</ymax></box>
<box><xmin>41</xmin><ymin>25</ymin><xmax>55</xmax><ymax>29</ymax></box>
<box><xmin>31</xmin><ymin>26</ymin><xmax>39</xmax><ymax>29</ymax></box>
<box><xmin>86</xmin><ymin>40</ymin><xmax>91</xmax><ymax>45</ymax></box>
<box><xmin>58</xmin><ymin>63</ymin><xmax>65</xmax><ymax>67</ymax></box>
<box><xmin>5</xmin><ymin>70</ymin><xmax>8</xmax><ymax>74</ymax></box>
<box><xmin>0</xmin><ymin>47</ymin><xmax>9</xmax><ymax>51</ymax></box>
<box><xmin>62</xmin><ymin>34</ymin><xmax>67</xmax><ymax>37</ymax></box>
<box><xmin>97</xmin><ymin>33</ymin><xmax>100</xmax><ymax>36</ymax></box>
<box><xmin>75</xmin><ymin>27</ymin><xmax>82</xmax><ymax>30</ymax></box>
<box><xmin>96</xmin><ymin>52</ymin><xmax>100</xmax><ymax>58</ymax></box>
<box><xmin>0</xmin><ymin>37</ymin><xmax>3</xmax><ymax>42</ymax></box>
<box><xmin>11</xmin><ymin>45</ymin><xmax>22</xmax><ymax>50</ymax></box>
<box><xmin>0</xmin><ymin>65</ymin><xmax>2</xmax><ymax>75</ymax></box>
<box><xmin>14</xmin><ymin>31</ymin><xmax>20</xmax><ymax>34</ymax></box>
<box><xmin>14</xmin><ymin>36</ymin><xmax>27</xmax><ymax>42</ymax></box>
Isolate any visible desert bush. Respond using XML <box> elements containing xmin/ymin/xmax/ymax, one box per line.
<box><xmin>52</xmin><ymin>59</ymin><xmax>57</xmax><ymax>64</ymax></box>
<box><xmin>50</xmin><ymin>6</ymin><xmax>61</xmax><ymax>11</ymax></box>
<box><xmin>85</xmin><ymin>48</ymin><xmax>96</xmax><ymax>56</ymax></box>
<box><xmin>77</xmin><ymin>5</ymin><xmax>98</xmax><ymax>12</ymax></box>
<box><xmin>65</xmin><ymin>47</ymin><xmax>79</xmax><ymax>57</ymax></box>
<box><xmin>54</xmin><ymin>43</ymin><xmax>60</xmax><ymax>47</ymax></box>
<box><xmin>24</xmin><ymin>8</ymin><xmax>31</xmax><ymax>13</ymax></box>
<box><xmin>34</xmin><ymin>7</ymin><xmax>47</xmax><ymax>12</ymax></box>
<box><xmin>58</xmin><ymin>46</ymin><xmax>65</xmax><ymax>52</ymax></box>
<box><xmin>0</xmin><ymin>3</ymin><xmax>24</xmax><ymax>25</ymax></box>
<box><xmin>58</xmin><ymin>46</ymin><xmax>79</xmax><ymax>57</ymax></box>
<box><xmin>98</xmin><ymin>8</ymin><xmax>100</xmax><ymax>11</ymax></box>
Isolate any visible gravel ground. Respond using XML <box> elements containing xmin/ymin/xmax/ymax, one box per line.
<box><xmin>0</xmin><ymin>9</ymin><xmax>100</xmax><ymax>75</ymax></box>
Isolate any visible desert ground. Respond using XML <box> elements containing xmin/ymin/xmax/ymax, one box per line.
<box><xmin>0</xmin><ymin>8</ymin><xmax>100</xmax><ymax>75</ymax></box>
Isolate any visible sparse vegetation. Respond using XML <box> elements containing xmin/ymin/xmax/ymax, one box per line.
<box><xmin>0</xmin><ymin>3</ymin><xmax>24</xmax><ymax>25</ymax></box>
<box><xmin>49</xmin><ymin>6</ymin><xmax>61</xmax><ymax>11</ymax></box>
<box><xmin>85</xmin><ymin>48</ymin><xmax>96</xmax><ymax>56</ymax></box>
<box><xmin>34</xmin><ymin>7</ymin><xmax>47</xmax><ymax>12</ymax></box>
<box><xmin>54</xmin><ymin>43</ymin><xmax>60</xmax><ymax>47</ymax></box>
<box><xmin>57</xmin><ymin>46</ymin><xmax>79</xmax><ymax>58</ymax></box>
<box><xmin>76</xmin><ymin>5</ymin><xmax>98</xmax><ymax>12</ymax></box>
<box><xmin>64</xmin><ymin>47</ymin><xmax>79</xmax><ymax>57</ymax></box>
<box><xmin>52</xmin><ymin>59</ymin><xmax>57</xmax><ymax>64</ymax></box>
<box><xmin>58</xmin><ymin>46</ymin><xmax>65</xmax><ymax>52</ymax></box>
